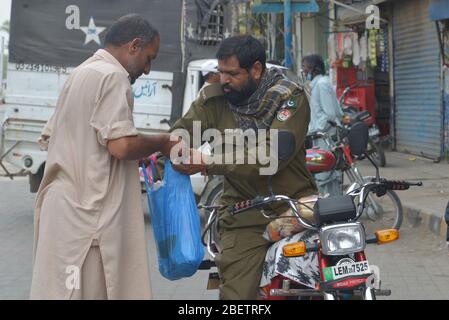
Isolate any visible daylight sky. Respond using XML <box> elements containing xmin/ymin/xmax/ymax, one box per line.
<box><xmin>0</xmin><ymin>0</ymin><xmax>11</xmax><ymax>26</ymax></box>
<box><xmin>0</xmin><ymin>0</ymin><xmax>11</xmax><ymax>41</ymax></box>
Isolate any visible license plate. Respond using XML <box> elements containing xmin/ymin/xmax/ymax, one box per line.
<box><xmin>369</xmin><ymin>128</ymin><xmax>380</xmax><ymax>137</ymax></box>
<box><xmin>323</xmin><ymin>261</ymin><xmax>371</xmax><ymax>282</ymax></box>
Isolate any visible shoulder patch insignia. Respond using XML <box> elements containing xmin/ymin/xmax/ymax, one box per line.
<box><xmin>276</xmin><ymin>109</ymin><xmax>292</xmax><ymax>122</ymax></box>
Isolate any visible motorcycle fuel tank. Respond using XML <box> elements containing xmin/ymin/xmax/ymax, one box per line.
<box><xmin>306</xmin><ymin>148</ymin><xmax>337</xmax><ymax>173</ymax></box>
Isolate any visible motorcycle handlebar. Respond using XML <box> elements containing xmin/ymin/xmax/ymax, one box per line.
<box><xmin>346</xmin><ymin>179</ymin><xmax>423</xmax><ymax>221</ymax></box>
<box><xmin>369</xmin><ymin>178</ymin><xmax>423</xmax><ymax>191</ymax></box>
<box><xmin>384</xmin><ymin>180</ymin><xmax>423</xmax><ymax>190</ymax></box>
<box><xmin>227</xmin><ymin>180</ymin><xmax>422</xmax><ymax>229</ymax></box>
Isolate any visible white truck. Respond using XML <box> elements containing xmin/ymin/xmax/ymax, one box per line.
<box><xmin>0</xmin><ymin>0</ymin><xmax>237</xmax><ymax>206</ymax></box>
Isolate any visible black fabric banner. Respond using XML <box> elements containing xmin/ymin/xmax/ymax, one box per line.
<box><xmin>9</xmin><ymin>0</ymin><xmax>237</xmax><ymax>72</ymax></box>
<box><xmin>9</xmin><ymin>0</ymin><xmax>183</xmax><ymax>72</ymax></box>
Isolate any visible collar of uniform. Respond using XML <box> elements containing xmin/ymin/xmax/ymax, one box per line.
<box><xmin>94</xmin><ymin>49</ymin><xmax>131</xmax><ymax>82</ymax></box>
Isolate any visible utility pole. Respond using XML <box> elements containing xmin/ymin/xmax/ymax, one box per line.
<box><xmin>0</xmin><ymin>37</ymin><xmax>4</xmax><ymax>97</ymax></box>
<box><xmin>283</xmin><ymin>0</ymin><xmax>293</xmax><ymax>68</ymax></box>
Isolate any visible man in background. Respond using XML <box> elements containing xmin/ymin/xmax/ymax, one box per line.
<box><xmin>199</xmin><ymin>60</ymin><xmax>220</xmax><ymax>93</ymax></box>
<box><xmin>302</xmin><ymin>54</ymin><xmax>344</xmax><ymax>196</ymax></box>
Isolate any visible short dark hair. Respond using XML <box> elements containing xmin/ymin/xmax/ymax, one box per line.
<box><xmin>104</xmin><ymin>14</ymin><xmax>159</xmax><ymax>47</ymax></box>
<box><xmin>302</xmin><ymin>54</ymin><xmax>326</xmax><ymax>76</ymax></box>
<box><xmin>216</xmin><ymin>35</ymin><xmax>266</xmax><ymax>71</ymax></box>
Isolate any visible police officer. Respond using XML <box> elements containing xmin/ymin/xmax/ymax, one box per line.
<box><xmin>169</xmin><ymin>35</ymin><xmax>317</xmax><ymax>299</ymax></box>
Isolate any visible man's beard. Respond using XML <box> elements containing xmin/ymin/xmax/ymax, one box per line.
<box><xmin>129</xmin><ymin>70</ymin><xmax>140</xmax><ymax>85</ymax></box>
<box><xmin>127</xmin><ymin>61</ymin><xmax>142</xmax><ymax>85</ymax></box>
<box><xmin>222</xmin><ymin>77</ymin><xmax>258</xmax><ymax>105</ymax></box>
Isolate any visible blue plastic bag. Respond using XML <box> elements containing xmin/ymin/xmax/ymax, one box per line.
<box><xmin>141</xmin><ymin>159</ymin><xmax>205</xmax><ymax>281</ymax></box>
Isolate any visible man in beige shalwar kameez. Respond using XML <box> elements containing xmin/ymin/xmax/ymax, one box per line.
<box><xmin>30</xmin><ymin>15</ymin><xmax>181</xmax><ymax>300</ymax></box>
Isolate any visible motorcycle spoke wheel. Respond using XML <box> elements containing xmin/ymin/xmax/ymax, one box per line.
<box><xmin>358</xmin><ymin>190</ymin><xmax>403</xmax><ymax>235</ymax></box>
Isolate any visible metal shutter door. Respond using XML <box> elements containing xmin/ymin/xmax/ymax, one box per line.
<box><xmin>393</xmin><ymin>0</ymin><xmax>443</xmax><ymax>159</ymax></box>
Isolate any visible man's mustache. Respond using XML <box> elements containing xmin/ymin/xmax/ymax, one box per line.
<box><xmin>222</xmin><ymin>84</ymin><xmax>237</xmax><ymax>92</ymax></box>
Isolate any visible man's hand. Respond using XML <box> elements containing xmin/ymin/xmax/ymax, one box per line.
<box><xmin>172</xmin><ymin>149</ymin><xmax>209</xmax><ymax>176</ymax></box>
<box><xmin>160</xmin><ymin>135</ymin><xmax>188</xmax><ymax>160</ymax></box>
<box><xmin>108</xmin><ymin>133</ymin><xmax>186</xmax><ymax>161</ymax></box>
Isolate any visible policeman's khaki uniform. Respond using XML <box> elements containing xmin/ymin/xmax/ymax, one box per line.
<box><xmin>170</xmin><ymin>84</ymin><xmax>317</xmax><ymax>299</ymax></box>
<box><xmin>30</xmin><ymin>49</ymin><xmax>152</xmax><ymax>299</ymax></box>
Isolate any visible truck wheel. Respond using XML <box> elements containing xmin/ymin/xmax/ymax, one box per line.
<box><xmin>29</xmin><ymin>164</ymin><xmax>45</xmax><ymax>193</ymax></box>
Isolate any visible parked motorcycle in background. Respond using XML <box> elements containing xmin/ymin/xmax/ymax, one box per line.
<box><xmin>339</xmin><ymin>85</ymin><xmax>386</xmax><ymax>167</ymax></box>
<box><xmin>306</xmin><ymin>119</ymin><xmax>401</xmax><ymax>235</ymax></box>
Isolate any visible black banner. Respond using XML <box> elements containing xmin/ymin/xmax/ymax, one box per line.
<box><xmin>9</xmin><ymin>0</ymin><xmax>237</xmax><ymax>72</ymax></box>
<box><xmin>9</xmin><ymin>0</ymin><xmax>182</xmax><ymax>72</ymax></box>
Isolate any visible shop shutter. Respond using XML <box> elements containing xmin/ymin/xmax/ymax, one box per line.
<box><xmin>393</xmin><ymin>0</ymin><xmax>443</xmax><ymax>159</ymax></box>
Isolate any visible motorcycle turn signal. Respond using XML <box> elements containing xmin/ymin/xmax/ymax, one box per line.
<box><xmin>372</xmin><ymin>229</ymin><xmax>400</xmax><ymax>244</ymax></box>
<box><xmin>282</xmin><ymin>242</ymin><xmax>307</xmax><ymax>257</ymax></box>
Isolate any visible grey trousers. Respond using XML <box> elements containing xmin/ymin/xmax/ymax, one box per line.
<box><xmin>312</xmin><ymin>136</ymin><xmax>343</xmax><ymax>197</ymax></box>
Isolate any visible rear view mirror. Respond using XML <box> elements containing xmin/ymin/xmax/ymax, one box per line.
<box><xmin>347</xmin><ymin>121</ymin><xmax>369</xmax><ymax>158</ymax></box>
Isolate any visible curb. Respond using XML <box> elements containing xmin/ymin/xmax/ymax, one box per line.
<box><xmin>404</xmin><ymin>205</ymin><xmax>447</xmax><ymax>240</ymax></box>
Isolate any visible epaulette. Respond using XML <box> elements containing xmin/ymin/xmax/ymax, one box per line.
<box><xmin>198</xmin><ymin>83</ymin><xmax>224</xmax><ymax>106</ymax></box>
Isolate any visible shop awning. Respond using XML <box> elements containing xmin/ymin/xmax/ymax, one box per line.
<box><xmin>429</xmin><ymin>0</ymin><xmax>449</xmax><ymax>21</ymax></box>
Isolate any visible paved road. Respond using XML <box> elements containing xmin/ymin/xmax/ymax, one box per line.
<box><xmin>1</xmin><ymin>178</ymin><xmax>449</xmax><ymax>300</ymax></box>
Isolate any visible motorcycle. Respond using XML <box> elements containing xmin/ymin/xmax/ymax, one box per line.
<box><xmin>306</xmin><ymin>119</ymin><xmax>401</xmax><ymax>235</ymax></box>
<box><xmin>198</xmin><ymin>121</ymin><xmax>421</xmax><ymax>300</ymax></box>
<box><xmin>339</xmin><ymin>85</ymin><xmax>386</xmax><ymax>167</ymax></box>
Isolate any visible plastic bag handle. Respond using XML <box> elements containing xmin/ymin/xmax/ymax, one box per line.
<box><xmin>141</xmin><ymin>163</ymin><xmax>152</xmax><ymax>195</ymax></box>
<box><xmin>141</xmin><ymin>154</ymin><xmax>158</xmax><ymax>190</ymax></box>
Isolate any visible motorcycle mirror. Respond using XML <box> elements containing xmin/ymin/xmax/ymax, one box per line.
<box><xmin>347</xmin><ymin>121</ymin><xmax>369</xmax><ymax>158</ymax></box>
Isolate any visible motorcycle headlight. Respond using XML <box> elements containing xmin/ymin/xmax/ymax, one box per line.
<box><xmin>320</xmin><ymin>223</ymin><xmax>366</xmax><ymax>256</ymax></box>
